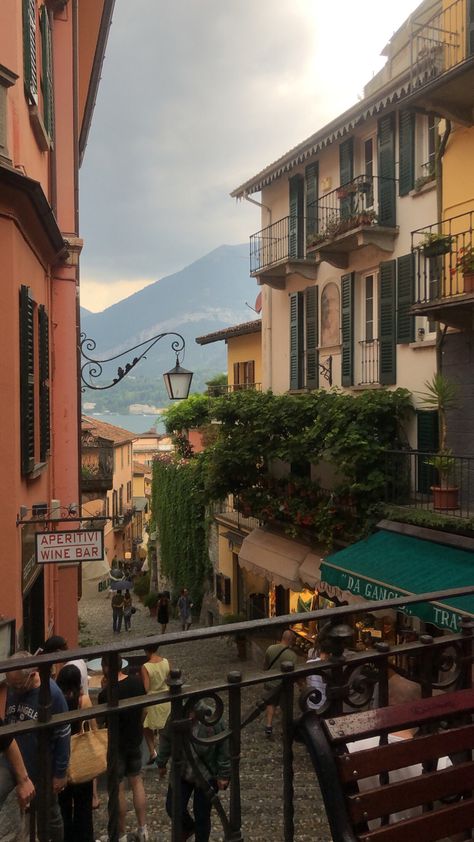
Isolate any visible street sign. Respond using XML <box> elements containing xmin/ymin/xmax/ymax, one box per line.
<box><xmin>35</xmin><ymin>529</ymin><xmax>104</xmax><ymax>563</ymax></box>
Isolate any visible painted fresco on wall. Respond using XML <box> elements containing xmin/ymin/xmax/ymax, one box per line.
<box><xmin>321</xmin><ymin>283</ymin><xmax>340</xmax><ymax>347</ymax></box>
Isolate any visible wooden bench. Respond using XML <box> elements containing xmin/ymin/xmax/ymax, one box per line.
<box><xmin>297</xmin><ymin>687</ymin><xmax>474</xmax><ymax>842</ymax></box>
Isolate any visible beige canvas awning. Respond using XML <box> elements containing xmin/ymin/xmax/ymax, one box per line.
<box><xmin>238</xmin><ymin>528</ymin><xmax>308</xmax><ymax>591</ymax></box>
<box><xmin>299</xmin><ymin>548</ymin><xmax>326</xmax><ymax>590</ymax></box>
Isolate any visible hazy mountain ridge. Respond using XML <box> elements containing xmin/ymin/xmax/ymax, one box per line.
<box><xmin>80</xmin><ymin>244</ymin><xmax>258</xmax><ymax>410</ymax></box>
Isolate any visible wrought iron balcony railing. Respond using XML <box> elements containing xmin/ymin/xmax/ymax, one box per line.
<box><xmin>250</xmin><ymin>215</ymin><xmax>316</xmax><ymax>275</ymax></box>
<box><xmin>80</xmin><ymin>445</ymin><xmax>114</xmax><ymax>493</ymax></box>
<box><xmin>207</xmin><ymin>383</ymin><xmax>262</xmax><ymax>397</ymax></box>
<box><xmin>314</xmin><ymin>174</ymin><xmax>397</xmax><ymax>246</ymax></box>
<box><xmin>359</xmin><ymin>338</ymin><xmax>379</xmax><ymax>385</ymax></box>
<box><xmin>411</xmin><ymin>209</ymin><xmax>474</xmax><ymax>304</ymax></box>
<box><xmin>410</xmin><ymin>0</ymin><xmax>469</xmax><ymax>91</ymax></box>
<box><xmin>2</xmin><ymin>589</ymin><xmax>473</xmax><ymax>841</ymax></box>
<box><xmin>385</xmin><ymin>449</ymin><xmax>474</xmax><ymax>518</ymax></box>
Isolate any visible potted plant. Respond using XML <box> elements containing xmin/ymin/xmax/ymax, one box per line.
<box><xmin>143</xmin><ymin>590</ymin><xmax>159</xmax><ymax>617</ymax></box>
<box><xmin>421</xmin><ymin>232</ymin><xmax>453</xmax><ymax>258</ymax></box>
<box><xmin>452</xmin><ymin>245</ymin><xmax>474</xmax><ymax>293</ymax></box>
<box><xmin>418</xmin><ymin>373</ymin><xmax>460</xmax><ymax>510</ymax></box>
<box><xmin>220</xmin><ymin>612</ymin><xmax>248</xmax><ymax>660</ymax></box>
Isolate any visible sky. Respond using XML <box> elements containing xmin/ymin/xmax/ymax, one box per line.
<box><xmin>79</xmin><ymin>0</ymin><xmax>422</xmax><ymax>312</ymax></box>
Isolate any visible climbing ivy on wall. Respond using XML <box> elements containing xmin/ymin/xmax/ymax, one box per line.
<box><xmin>152</xmin><ymin>455</ymin><xmax>211</xmax><ymax>603</ymax></box>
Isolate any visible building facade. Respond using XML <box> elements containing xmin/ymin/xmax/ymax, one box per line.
<box><xmin>0</xmin><ymin>0</ymin><xmax>114</xmax><ymax>652</ymax></box>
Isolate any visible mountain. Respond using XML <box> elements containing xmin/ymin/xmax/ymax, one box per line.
<box><xmin>80</xmin><ymin>244</ymin><xmax>258</xmax><ymax>409</ymax></box>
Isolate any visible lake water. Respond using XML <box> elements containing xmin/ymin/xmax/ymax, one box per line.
<box><xmin>89</xmin><ymin>413</ymin><xmax>166</xmax><ymax>435</ymax></box>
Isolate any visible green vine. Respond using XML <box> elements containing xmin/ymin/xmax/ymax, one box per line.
<box><xmin>152</xmin><ymin>455</ymin><xmax>211</xmax><ymax>604</ymax></box>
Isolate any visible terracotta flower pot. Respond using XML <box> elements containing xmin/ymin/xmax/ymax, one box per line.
<box><xmin>431</xmin><ymin>485</ymin><xmax>459</xmax><ymax>511</ymax></box>
<box><xmin>463</xmin><ymin>271</ymin><xmax>474</xmax><ymax>293</ymax></box>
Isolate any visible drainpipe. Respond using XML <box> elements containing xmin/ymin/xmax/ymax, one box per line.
<box><xmin>244</xmin><ymin>195</ymin><xmax>272</xmax><ymax>389</ymax></box>
<box><xmin>435</xmin><ymin>119</ymin><xmax>451</xmax><ymax>373</ymax></box>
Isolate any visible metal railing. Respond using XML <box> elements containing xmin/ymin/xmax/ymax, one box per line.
<box><xmin>207</xmin><ymin>383</ymin><xmax>262</xmax><ymax>397</ymax></box>
<box><xmin>2</xmin><ymin>589</ymin><xmax>474</xmax><ymax>842</ymax></box>
<box><xmin>250</xmin><ymin>216</ymin><xmax>317</xmax><ymax>274</ymax></box>
<box><xmin>412</xmin><ymin>210</ymin><xmax>474</xmax><ymax>303</ymax></box>
<box><xmin>359</xmin><ymin>338</ymin><xmax>379</xmax><ymax>385</ymax></box>
<box><xmin>317</xmin><ymin>174</ymin><xmax>396</xmax><ymax>243</ymax></box>
<box><xmin>410</xmin><ymin>0</ymin><xmax>468</xmax><ymax>91</ymax></box>
<box><xmin>210</xmin><ymin>495</ymin><xmax>261</xmax><ymax>532</ymax></box>
<box><xmin>385</xmin><ymin>449</ymin><xmax>474</xmax><ymax>517</ymax></box>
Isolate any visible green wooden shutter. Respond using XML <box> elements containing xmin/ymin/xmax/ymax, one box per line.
<box><xmin>305</xmin><ymin>162</ymin><xmax>319</xmax><ymax>242</ymax></box>
<box><xmin>289</xmin><ymin>176</ymin><xmax>304</xmax><ymax>258</ymax></box>
<box><xmin>40</xmin><ymin>5</ymin><xmax>54</xmax><ymax>138</ymax></box>
<box><xmin>38</xmin><ymin>305</ymin><xmax>50</xmax><ymax>462</ymax></box>
<box><xmin>339</xmin><ymin>138</ymin><xmax>354</xmax><ymax>220</ymax></box>
<box><xmin>20</xmin><ymin>285</ymin><xmax>35</xmax><ymax>474</ymax></box>
<box><xmin>289</xmin><ymin>292</ymin><xmax>304</xmax><ymax>390</ymax></box>
<box><xmin>399</xmin><ymin>111</ymin><xmax>415</xmax><ymax>196</ymax></box>
<box><xmin>417</xmin><ymin>410</ymin><xmax>439</xmax><ymax>493</ymax></box>
<box><xmin>379</xmin><ymin>260</ymin><xmax>397</xmax><ymax>385</ymax></box>
<box><xmin>341</xmin><ymin>273</ymin><xmax>354</xmax><ymax>386</ymax></box>
<box><xmin>305</xmin><ymin>285</ymin><xmax>319</xmax><ymax>390</ymax></box>
<box><xmin>397</xmin><ymin>253</ymin><xmax>415</xmax><ymax>343</ymax></box>
<box><xmin>378</xmin><ymin>114</ymin><xmax>396</xmax><ymax>227</ymax></box>
<box><xmin>22</xmin><ymin>0</ymin><xmax>38</xmax><ymax>104</ymax></box>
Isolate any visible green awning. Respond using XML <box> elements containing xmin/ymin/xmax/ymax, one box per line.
<box><xmin>320</xmin><ymin>530</ymin><xmax>474</xmax><ymax>632</ymax></box>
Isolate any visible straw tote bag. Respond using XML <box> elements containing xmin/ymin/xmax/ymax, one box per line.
<box><xmin>67</xmin><ymin>722</ymin><xmax>108</xmax><ymax>785</ymax></box>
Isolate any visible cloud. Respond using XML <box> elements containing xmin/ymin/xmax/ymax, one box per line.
<box><xmin>81</xmin><ymin>278</ymin><xmax>156</xmax><ymax>312</ymax></box>
<box><xmin>79</xmin><ymin>0</ymin><xmax>421</xmax><ymax>300</ymax></box>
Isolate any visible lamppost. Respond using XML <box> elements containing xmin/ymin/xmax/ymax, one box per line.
<box><xmin>79</xmin><ymin>331</ymin><xmax>193</xmax><ymax>399</ymax></box>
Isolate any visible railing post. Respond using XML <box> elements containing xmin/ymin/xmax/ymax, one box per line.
<box><xmin>280</xmin><ymin>660</ymin><xmax>295</xmax><ymax>842</ymax></box>
<box><xmin>227</xmin><ymin>670</ymin><xmax>243</xmax><ymax>841</ymax></box>
<box><xmin>105</xmin><ymin>650</ymin><xmax>121</xmax><ymax>842</ymax></box>
<box><xmin>36</xmin><ymin>663</ymin><xmax>52</xmax><ymax>842</ymax></box>
<box><xmin>168</xmin><ymin>668</ymin><xmax>185</xmax><ymax>842</ymax></box>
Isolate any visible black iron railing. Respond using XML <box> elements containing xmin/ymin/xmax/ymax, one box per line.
<box><xmin>412</xmin><ymin>210</ymin><xmax>474</xmax><ymax>303</ymax></box>
<box><xmin>410</xmin><ymin>0</ymin><xmax>468</xmax><ymax>91</ymax></box>
<box><xmin>250</xmin><ymin>216</ymin><xmax>317</xmax><ymax>274</ymax></box>
<box><xmin>316</xmin><ymin>174</ymin><xmax>396</xmax><ymax>244</ymax></box>
<box><xmin>210</xmin><ymin>495</ymin><xmax>261</xmax><ymax>531</ymax></box>
<box><xmin>385</xmin><ymin>449</ymin><xmax>474</xmax><ymax>517</ymax></box>
<box><xmin>207</xmin><ymin>383</ymin><xmax>262</xmax><ymax>397</ymax></box>
<box><xmin>359</xmin><ymin>338</ymin><xmax>379</xmax><ymax>385</ymax></box>
<box><xmin>2</xmin><ymin>590</ymin><xmax>474</xmax><ymax>842</ymax></box>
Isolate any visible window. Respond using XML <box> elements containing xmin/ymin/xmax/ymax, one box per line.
<box><xmin>40</xmin><ymin>5</ymin><xmax>53</xmax><ymax>138</ymax></box>
<box><xmin>427</xmin><ymin>115</ymin><xmax>437</xmax><ymax>174</ymax></box>
<box><xmin>289</xmin><ymin>286</ymin><xmax>319</xmax><ymax>390</ymax></box>
<box><xmin>233</xmin><ymin>361</ymin><xmax>255</xmax><ymax>388</ymax></box>
<box><xmin>364</xmin><ymin>139</ymin><xmax>374</xmax><ymax>207</ymax></box>
<box><xmin>19</xmin><ymin>285</ymin><xmax>50</xmax><ymax>474</ymax></box>
<box><xmin>119</xmin><ymin>485</ymin><xmax>123</xmax><ymax>515</ymax></box>
<box><xmin>127</xmin><ymin>480</ymin><xmax>132</xmax><ymax>502</ymax></box>
<box><xmin>365</xmin><ymin>275</ymin><xmax>374</xmax><ymax>341</ymax></box>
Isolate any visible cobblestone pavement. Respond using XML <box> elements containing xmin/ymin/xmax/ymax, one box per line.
<box><xmin>81</xmin><ymin>596</ymin><xmax>331</xmax><ymax>842</ymax></box>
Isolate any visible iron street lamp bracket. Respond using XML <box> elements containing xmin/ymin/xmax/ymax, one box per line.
<box><xmin>79</xmin><ymin>331</ymin><xmax>193</xmax><ymax>399</ymax></box>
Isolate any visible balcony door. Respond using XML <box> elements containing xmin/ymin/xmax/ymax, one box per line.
<box><xmin>359</xmin><ymin>274</ymin><xmax>379</xmax><ymax>385</ymax></box>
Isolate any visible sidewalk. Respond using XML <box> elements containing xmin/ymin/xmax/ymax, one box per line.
<box><xmin>79</xmin><ymin>596</ymin><xmax>329</xmax><ymax>842</ymax></box>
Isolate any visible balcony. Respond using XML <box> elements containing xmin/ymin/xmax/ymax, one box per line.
<box><xmin>411</xmin><ymin>210</ymin><xmax>474</xmax><ymax>329</ymax></box>
<box><xmin>80</xmin><ymin>443</ymin><xmax>113</xmax><ymax>502</ymax></box>
<box><xmin>358</xmin><ymin>338</ymin><xmax>380</xmax><ymax>385</ymax></box>
<box><xmin>408</xmin><ymin>0</ymin><xmax>474</xmax><ymax>124</ymax></box>
<box><xmin>112</xmin><ymin>507</ymin><xmax>135</xmax><ymax>530</ymax></box>
<box><xmin>385</xmin><ymin>449</ymin><xmax>474</xmax><ymax>518</ymax></box>
<box><xmin>207</xmin><ymin>382</ymin><xmax>262</xmax><ymax>397</ymax></box>
<box><xmin>309</xmin><ymin>175</ymin><xmax>398</xmax><ymax>269</ymax></box>
<box><xmin>250</xmin><ymin>216</ymin><xmax>318</xmax><ymax>286</ymax></box>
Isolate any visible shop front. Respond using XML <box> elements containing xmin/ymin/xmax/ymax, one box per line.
<box><xmin>320</xmin><ymin>524</ymin><xmax>474</xmax><ymax>645</ymax></box>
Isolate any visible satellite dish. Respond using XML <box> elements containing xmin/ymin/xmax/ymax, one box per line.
<box><xmin>255</xmin><ymin>292</ymin><xmax>262</xmax><ymax>314</ymax></box>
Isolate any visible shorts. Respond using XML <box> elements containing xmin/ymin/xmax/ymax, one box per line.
<box><xmin>118</xmin><ymin>745</ymin><xmax>142</xmax><ymax>781</ymax></box>
<box><xmin>264</xmin><ymin>681</ymin><xmax>282</xmax><ymax>707</ymax></box>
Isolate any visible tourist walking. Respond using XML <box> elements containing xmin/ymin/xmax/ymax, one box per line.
<box><xmin>177</xmin><ymin>588</ymin><xmax>193</xmax><ymax>631</ymax></box>
<box><xmin>157</xmin><ymin>593</ymin><xmax>170</xmax><ymax>634</ymax></box>
<box><xmin>42</xmin><ymin>634</ymin><xmax>89</xmax><ymax>693</ymax></box>
<box><xmin>140</xmin><ymin>643</ymin><xmax>171</xmax><ymax>764</ymax></box>
<box><xmin>0</xmin><ymin>652</ymin><xmax>70</xmax><ymax>841</ymax></box>
<box><xmin>111</xmin><ymin>589</ymin><xmax>125</xmax><ymax>633</ymax></box>
<box><xmin>123</xmin><ymin>590</ymin><xmax>133</xmax><ymax>632</ymax></box>
<box><xmin>56</xmin><ymin>665</ymin><xmax>96</xmax><ymax>842</ymax></box>
<box><xmin>98</xmin><ymin>656</ymin><xmax>149</xmax><ymax>842</ymax></box>
<box><xmin>157</xmin><ymin>701</ymin><xmax>230</xmax><ymax>842</ymax></box>
<box><xmin>263</xmin><ymin>630</ymin><xmax>300</xmax><ymax>738</ymax></box>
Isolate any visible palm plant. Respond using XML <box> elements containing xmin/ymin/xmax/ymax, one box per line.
<box><xmin>418</xmin><ymin>373</ymin><xmax>460</xmax><ymax>487</ymax></box>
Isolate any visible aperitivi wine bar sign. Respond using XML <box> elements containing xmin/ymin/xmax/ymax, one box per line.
<box><xmin>35</xmin><ymin>530</ymin><xmax>104</xmax><ymax>563</ymax></box>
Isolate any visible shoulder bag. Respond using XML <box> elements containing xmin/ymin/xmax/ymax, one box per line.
<box><xmin>67</xmin><ymin>721</ymin><xmax>108</xmax><ymax>785</ymax></box>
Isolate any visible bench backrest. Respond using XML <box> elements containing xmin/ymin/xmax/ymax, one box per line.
<box><xmin>298</xmin><ymin>687</ymin><xmax>474</xmax><ymax>842</ymax></box>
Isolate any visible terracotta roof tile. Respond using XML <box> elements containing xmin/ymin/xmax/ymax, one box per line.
<box><xmin>81</xmin><ymin>414</ymin><xmax>136</xmax><ymax>445</ymax></box>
